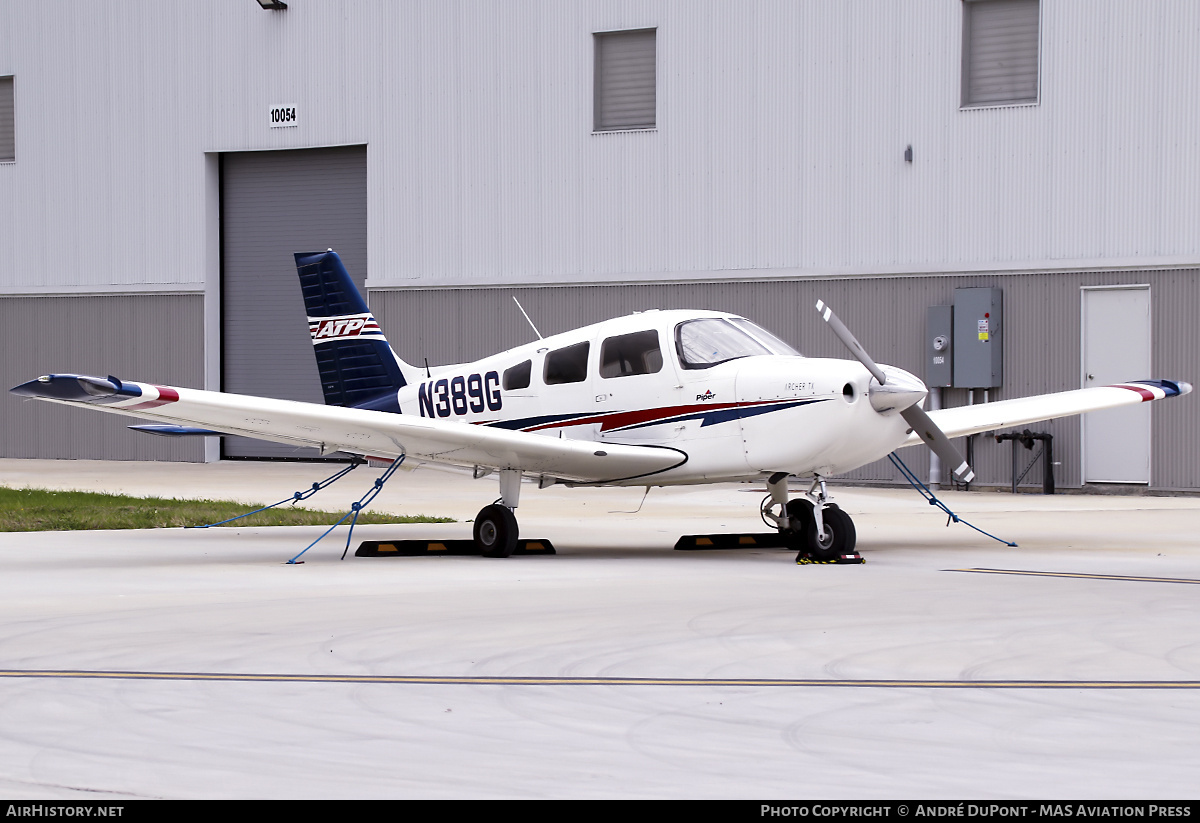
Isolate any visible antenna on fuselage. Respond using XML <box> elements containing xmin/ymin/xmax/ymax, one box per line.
<box><xmin>512</xmin><ymin>296</ymin><xmax>543</xmax><ymax>340</ymax></box>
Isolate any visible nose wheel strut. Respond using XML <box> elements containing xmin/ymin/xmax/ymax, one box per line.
<box><xmin>763</xmin><ymin>473</ymin><xmax>860</xmax><ymax>563</ymax></box>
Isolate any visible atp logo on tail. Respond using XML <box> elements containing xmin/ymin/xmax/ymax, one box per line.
<box><xmin>308</xmin><ymin>313</ymin><xmax>386</xmax><ymax>345</ymax></box>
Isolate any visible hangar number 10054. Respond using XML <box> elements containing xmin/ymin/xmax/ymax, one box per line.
<box><xmin>269</xmin><ymin>106</ymin><xmax>298</xmax><ymax>128</ymax></box>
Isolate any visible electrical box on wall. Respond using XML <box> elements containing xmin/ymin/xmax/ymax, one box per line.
<box><xmin>952</xmin><ymin>287</ymin><xmax>1002</xmax><ymax>388</ymax></box>
<box><xmin>926</xmin><ymin>305</ymin><xmax>953</xmax><ymax>388</ymax></box>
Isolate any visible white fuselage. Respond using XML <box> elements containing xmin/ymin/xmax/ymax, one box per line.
<box><xmin>393</xmin><ymin>310</ymin><xmax>917</xmax><ymax>485</ymax></box>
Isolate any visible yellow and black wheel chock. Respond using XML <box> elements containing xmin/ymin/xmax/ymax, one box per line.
<box><xmin>674</xmin><ymin>533</ymin><xmax>864</xmax><ymax>564</ymax></box>
<box><xmin>356</xmin><ymin>539</ymin><xmax>555</xmax><ymax>557</ymax></box>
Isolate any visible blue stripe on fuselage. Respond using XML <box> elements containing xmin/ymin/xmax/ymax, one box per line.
<box><xmin>486</xmin><ymin>398</ymin><xmax>826</xmax><ymax>433</ymax></box>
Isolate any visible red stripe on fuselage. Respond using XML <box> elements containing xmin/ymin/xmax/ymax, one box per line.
<box><xmin>523</xmin><ymin>399</ymin><xmax>790</xmax><ymax>433</ymax></box>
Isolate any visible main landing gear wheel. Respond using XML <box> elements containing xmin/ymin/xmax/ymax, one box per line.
<box><xmin>474</xmin><ymin>504</ymin><xmax>519</xmax><ymax>557</ymax></box>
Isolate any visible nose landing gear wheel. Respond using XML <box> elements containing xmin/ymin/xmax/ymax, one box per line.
<box><xmin>474</xmin><ymin>504</ymin><xmax>519</xmax><ymax>557</ymax></box>
<box><xmin>784</xmin><ymin>500</ymin><xmax>857</xmax><ymax>561</ymax></box>
<box><xmin>806</xmin><ymin>503</ymin><xmax>856</xmax><ymax>560</ymax></box>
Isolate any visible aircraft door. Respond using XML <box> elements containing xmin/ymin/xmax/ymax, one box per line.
<box><xmin>593</xmin><ymin>328</ymin><xmax>685</xmax><ymax>444</ymax></box>
<box><xmin>541</xmin><ymin>341</ymin><xmax>595</xmax><ymax>441</ymax></box>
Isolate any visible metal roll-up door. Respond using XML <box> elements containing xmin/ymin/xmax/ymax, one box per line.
<box><xmin>221</xmin><ymin>145</ymin><xmax>367</xmax><ymax>459</ymax></box>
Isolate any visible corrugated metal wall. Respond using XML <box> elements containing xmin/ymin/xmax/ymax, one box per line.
<box><xmin>1</xmin><ymin>1</ymin><xmax>1198</xmax><ymax>294</ymax></box>
<box><xmin>371</xmin><ymin>267</ymin><xmax>1200</xmax><ymax>491</ymax></box>
<box><xmin>0</xmin><ymin>2</ymin><xmax>1197</xmax><ymax>483</ymax></box>
<box><xmin>0</xmin><ymin>294</ymin><xmax>204</xmax><ymax>461</ymax></box>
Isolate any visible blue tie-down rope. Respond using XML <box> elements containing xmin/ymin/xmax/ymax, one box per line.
<box><xmin>887</xmin><ymin>452</ymin><xmax>1017</xmax><ymax>547</ymax></box>
<box><xmin>190</xmin><ymin>458</ymin><xmax>365</xmax><ymax>529</ymax></box>
<box><xmin>287</xmin><ymin>455</ymin><xmax>407</xmax><ymax>565</ymax></box>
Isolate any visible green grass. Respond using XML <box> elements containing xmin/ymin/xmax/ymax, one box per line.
<box><xmin>0</xmin><ymin>486</ymin><xmax>456</xmax><ymax>532</ymax></box>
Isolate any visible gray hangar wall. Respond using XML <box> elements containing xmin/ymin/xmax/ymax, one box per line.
<box><xmin>2</xmin><ymin>2</ymin><xmax>1198</xmax><ymax>488</ymax></box>
<box><xmin>0</xmin><ymin>294</ymin><xmax>204</xmax><ymax>461</ymax></box>
<box><xmin>369</xmin><ymin>267</ymin><xmax>1199</xmax><ymax>492</ymax></box>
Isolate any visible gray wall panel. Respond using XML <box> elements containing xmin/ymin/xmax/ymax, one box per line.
<box><xmin>1152</xmin><ymin>271</ymin><xmax>1200</xmax><ymax>490</ymax></box>
<box><xmin>221</xmin><ymin>146</ymin><xmax>367</xmax><ymax>458</ymax></box>
<box><xmin>372</xmin><ymin>269</ymin><xmax>1199</xmax><ymax>490</ymax></box>
<box><xmin>0</xmin><ymin>294</ymin><xmax>204</xmax><ymax>461</ymax></box>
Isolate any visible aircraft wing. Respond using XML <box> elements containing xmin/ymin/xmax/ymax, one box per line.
<box><xmin>904</xmin><ymin>380</ymin><xmax>1192</xmax><ymax>445</ymax></box>
<box><xmin>10</xmin><ymin>374</ymin><xmax>687</xmax><ymax>484</ymax></box>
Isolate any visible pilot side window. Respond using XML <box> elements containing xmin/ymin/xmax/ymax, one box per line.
<box><xmin>600</xmin><ymin>330</ymin><xmax>663</xmax><ymax>378</ymax></box>
<box><xmin>503</xmin><ymin>360</ymin><xmax>531</xmax><ymax>390</ymax></box>
<box><xmin>543</xmin><ymin>342</ymin><xmax>590</xmax><ymax>385</ymax></box>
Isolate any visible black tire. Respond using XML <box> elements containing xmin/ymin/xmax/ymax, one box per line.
<box><xmin>804</xmin><ymin>504</ymin><xmax>856</xmax><ymax>560</ymax></box>
<box><xmin>782</xmin><ymin>498</ymin><xmax>815</xmax><ymax>550</ymax></box>
<box><xmin>474</xmin><ymin>504</ymin><xmax>519</xmax><ymax>557</ymax></box>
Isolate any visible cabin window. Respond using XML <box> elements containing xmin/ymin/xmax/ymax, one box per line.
<box><xmin>503</xmin><ymin>360</ymin><xmax>532</xmax><ymax>390</ymax></box>
<box><xmin>543</xmin><ymin>342</ymin><xmax>590</xmax><ymax>385</ymax></box>
<box><xmin>600</xmin><ymin>330</ymin><xmax>663</xmax><ymax>378</ymax></box>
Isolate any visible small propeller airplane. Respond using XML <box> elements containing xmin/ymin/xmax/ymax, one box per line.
<box><xmin>11</xmin><ymin>250</ymin><xmax>1192</xmax><ymax>559</ymax></box>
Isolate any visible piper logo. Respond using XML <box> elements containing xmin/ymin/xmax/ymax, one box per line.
<box><xmin>308</xmin><ymin>313</ymin><xmax>384</xmax><ymax>345</ymax></box>
<box><xmin>696</xmin><ymin>389</ymin><xmax>715</xmax><ymax>401</ymax></box>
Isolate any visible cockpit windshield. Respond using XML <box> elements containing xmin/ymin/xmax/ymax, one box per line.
<box><xmin>729</xmin><ymin>319</ymin><xmax>802</xmax><ymax>358</ymax></box>
<box><xmin>675</xmin><ymin>318</ymin><xmax>800</xmax><ymax>369</ymax></box>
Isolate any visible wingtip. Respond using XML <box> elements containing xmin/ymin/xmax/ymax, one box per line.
<box><xmin>1129</xmin><ymin>379</ymin><xmax>1193</xmax><ymax>398</ymax></box>
<box><xmin>9</xmin><ymin>374</ymin><xmax>121</xmax><ymax>401</ymax></box>
<box><xmin>10</xmin><ymin>375</ymin><xmax>57</xmax><ymax>398</ymax></box>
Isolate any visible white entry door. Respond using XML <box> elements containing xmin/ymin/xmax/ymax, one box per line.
<box><xmin>1081</xmin><ymin>286</ymin><xmax>1151</xmax><ymax>483</ymax></box>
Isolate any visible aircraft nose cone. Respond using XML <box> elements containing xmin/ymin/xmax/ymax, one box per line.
<box><xmin>868</xmin><ymin>366</ymin><xmax>928</xmax><ymax>414</ymax></box>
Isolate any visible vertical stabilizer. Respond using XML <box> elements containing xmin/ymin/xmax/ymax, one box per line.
<box><xmin>294</xmin><ymin>250</ymin><xmax>413</xmax><ymax>411</ymax></box>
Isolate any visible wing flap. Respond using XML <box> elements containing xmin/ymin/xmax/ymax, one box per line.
<box><xmin>905</xmin><ymin>381</ymin><xmax>1192</xmax><ymax>445</ymax></box>
<box><xmin>11</xmin><ymin>375</ymin><xmax>687</xmax><ymax>483</ymax></box>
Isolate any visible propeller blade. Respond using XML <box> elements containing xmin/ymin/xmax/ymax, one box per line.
<box><xmin>815</xmin><ymin>298</ymin><xmax>975</xmax><ymax>484</ymax></box>
<box><xmin>900</xmin><ymin>404</ymin><xmax>975</xmax><ymax>484</ymax></box>
<box><xmin>814</xmin><ymin>300</ymin><xmax>888</xmax><ymax>385</ymax></box>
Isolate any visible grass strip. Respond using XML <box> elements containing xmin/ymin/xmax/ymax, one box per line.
<box><xmin>0</xmin><ymin>487</ymin><xmax>456</xmax><ymax>532</ymax></box>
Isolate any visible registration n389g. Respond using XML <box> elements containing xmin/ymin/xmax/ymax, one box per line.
<box><xmin>418</xmin><ymin>372</ymin><xmax>502</xmax><ymax>418</ymax></box>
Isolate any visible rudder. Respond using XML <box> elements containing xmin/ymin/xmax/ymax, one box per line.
<box><xmin>294</xmin><ymin>249</ymin><xmax>411</xmax><ymax>411</ymax></box>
